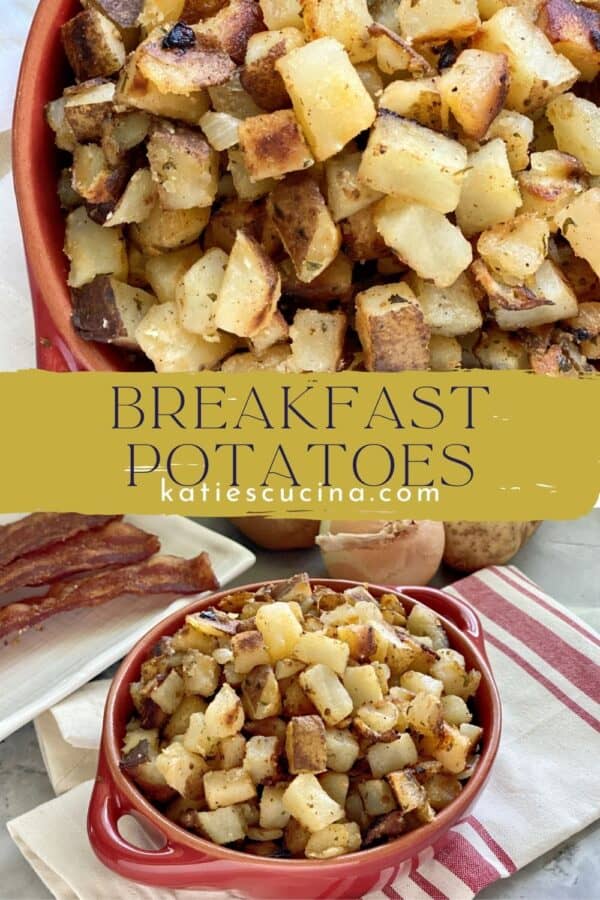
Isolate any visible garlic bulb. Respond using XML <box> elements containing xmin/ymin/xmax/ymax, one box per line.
<box><xmin>316</xmin><ymin>520</ymin><xmax>445</xmax><ymax>586</ymax></box>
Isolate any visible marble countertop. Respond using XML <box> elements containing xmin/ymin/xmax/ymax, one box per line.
<box><xmin>1</xmin><ymin>513</ymin><xmax>599</xmax><ymax>900</ymax></box>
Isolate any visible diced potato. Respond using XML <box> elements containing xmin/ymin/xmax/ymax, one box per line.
<box><xmin>472</xmin><ymin>8</ymin><xmax>578</xmax><ymax>113</ymax></box>
<box><xmin>474</xmin><ymin>325</ymin><xmax>530</xmax><ymax>368</ymax></box>
<box><xmin>138</xmin><ymin>0</ymin><xmax>185</xmax><ymax>30</ymax></box>
<box><xmin>355</xmin><ymin>282</ymin><xmax>431</xmax><ymax>371</ymax></box>
<box><xmin>46</xmin><ymin>98</ymin><xmax>77</xmax><ymax>152</ymax></box>
<box><xmin>145</xmin><ymin>245</ymin><xmax>202</xmax><ymax>304</ymax></box>
<box><xmin>62</xmin><ymin>9</ymin><xmax>126</xmax><ymax>81</ymax></box>
<box><xmin>131</xmin><ymin>203</ymin><xmax>210</xmax><ymax>254</ymax></box>
<box><xmin>135</xmin><ymin>26</ymin><xmax>235</xmax><ymax>94</ymax></box>
<box><xmin>260</xmin><ymin>784</ymin><xmax>292</xmax><ymax>829</ymax></box>
<box><xmin>517</xmin><ymin>149</ymin><xmax>587</xmax><ymax>225</ymax></box>
<box><xmin>357</xmin><ymin>700</ymin><xmax>398</xmax><ymax>733</ymax></box>
<box><xmin>241</xmin><ymin>28</ymin><xmax>306</xmax><ymax>111</ymax></box>
<box><xmin>326</xmin><ymin>151</ymin><xmax>382</xmax><ymax>223</ymax></box>
<box><xmin>477</xmin><ymin>213</ymin><xmax>550</xmax><ymax>284</ymax></box>
<box><xmin>204</xmin><ymin>683</ymin><xmax>245</xmax><ymax>739</ymax></box>
<box><xmin>324</xmin><ymin>728</ymin><xmax>360</xmax><ymax>773</ymax></box>
<box><xmin>147</xmin><ymin>123</ymin><xmax>219</xmax><ymax>210</ymax></box>
<box><xmin>65</xmin><ymin>207</ymin><xmax>128</xmax><ymax>287</ymax></box>
<box><xmin>259</xmin><ymin>0</ymin><xmax>303</xmax><ymax>30</ymax></box>
<box><xmin>164</xmin><ymin>696</ymin><xmax>207</xmax><ymax>741</ymax></box>
<box><xmin>546</xmin><ymin>93</ymin><xmax>600</xmax><ymax>175</ymax></box>
<box><xmin>195</xmin><ymin>806</ymin><xmax>247</xmax><ymax>844</ymax></box>
<box><xmin>101</xmin><ymin>111</ymin><xmax>150</xmax><ymax>167</ymax></box>
<box><xmin>441</xmin><ymin>695</ymin><xmax>472</xmax><ymax>726</ymax></box>
<box><xmin>358</xmin><ymin>779</ymin><xmax>396</xmax><ymax>816</ymax></box>
<box><xmin>537</xmin><ymin>0</ymin><xmax>600</xmax><ymax>81</ymax></box>
<box><xmin>215</xmin><ymin>231</ymin><xmax>281</xmax><ymax>337</ymax></box>
<box><xmin>244</xmin><ymin>735</ymin><xmax>280</xmax><ymax>783</ymax></box>
<box><xmin>342</xmin><ymin>665</ymin><xmax>383</xmax><ymax>708</ymax></box>
<box><xmin>276</xmin><ymin>37</ymin><xmax>376</xmax><ymax>161</ymax></box>
<box><xmin>192</xmin><ymin>0</ymin><xmax>264</xmax><ymax>65</ymax></box>
<box><xmin>242</xmin><ymin>665</ymin><xmax>282</xmax><ymax>719</ymax></box>
<box><xmin>103</xmin><ymin>168</ymin><xmax>156</xmax><ymax>227</ymax></box>
<box><xmin>289</xmin><ymin>309</ymin><xmax>347</xmax><ymax>373</ymax></box>
<box><xmin>430</xmin><ymin>649</ymin><xmax>481</xmax><ymax>699</ymax></box>
<box><xmin>255</xmin><ymin>601</ymin><xmax>303</xmax><ymax>663</ymax></box>
<box><xmin>386</xmin><ymin>770</ymin><xmax>427</xmax><ymax>812</ymax></box>
<box><xmin>137</xmin><ymin>302</ymin><xmax>237</xmax><ymax>370</ymax></box>
<box><xmin>397</xmin><ymin>0</ymin><xmax>480</xmax><ymax>42</ymax></box>
<box><xmin>173</xmin><ymin>622</ymin><xmax>218</xmax><ymax>654</ymax></box>
<box><xmin>414</xmin><ymin>274</ymin><xmax>483</xmax><ymax>338</ymax></box>
<box><xmin>439</xmin><ymin>49</ymin><xmax>509</xmax><ymax>140</ymax></box>
<box><xmin>367</xmin><ymin>735</ymin><xmax>418</xmax><ymax>778</ymax></box>
<box><xmin>426</xmin><ymin>773</ymin><xmax>463</xmax><ymax>810</ymax></box>
<box><xmin>406</xmin><ymin>691</ymin><xmax>442</xmax><ymax>736</ymax></box>
<box><xmin>400</xmin><ymin>671</ymin><xmax>444</xmax><ymax>697</ymax></box>
<box><xmin>282</xmin><ymin>773</ymin><xmax>345</xmax><ymax>832</ymax></box>
<box><xmin>249</xmin><ymin>311</ymin><xmax>290</xmax><ymax>355</ymax></box>
<box><xmin>341</xmin><ymin>204</ymin><xmax>388</xmax><ymax>262</ymax></box>
<box><xmin>155</xmin><ymin>743</ymin><xmax>207</xmax><ymax>798</ymax></box>
<box><xmin>239</xmin><ymin>110</ymin><xmax>314</xmax><ymax>181</ymax></box>
<box><xmin>492</xmin><ymin>259</ymin><xmax>579</xmax><ymax>328</ymax></box>
<box><xmin>286</xmin><ymin>715</ymin><xmax>327</xmax><ymax>773</ymax></box>
<box><xmin>204</xmin><ymin>767</ymin><xmax>257</xmax><ymax>809</ymax></box>
<box><xmin>406</xmin><ymin>604</ymin><xmax>449</xmax><ymax>650</ymax></box>
<box><xmin>359</xmin><ymin>113</ymin><xmax>468</xmax><ymax>214</ymax></box>
<box><xmin>456</xmin><ymin>139</ymin><xmax>522</xmax><ymax>237</ymax></box>
<box><xmin>319</xmin><ymin>772</ymin><xmax>350</xmax><ymax>807</ymax></box>
<box><xmin>431</xmin><ymin>723</ymin><xmax>472</xmax><ymax>774</ymax></box>
<box><xmin>293</xmin><ymin>632</ymin><xmax>349</xmax><ymax>675</ymax></box>
<box><xmin>379</xmin><ymin>78</ymin><xmax>443</xmax><ymax>131</ymax></box>
<box><xmin>485</xmin><ymin>109</ymin><xmax>534</xmax><ymax>172</ymax></box>
<box><xmin>220</xmin><ymin>733</ymin><xmax>247</xmax><ymax>769</ymax></box>
<box><xmin>182</xmin><ymin>650</ymin><xmax>220</xmax><ymax>697</ymax></box>
<box><xmin>63</xmin><ymin>79</ymin><xmax>116</xmax><ymax>142</ymax></box>
<box><xmin>232</xmin><ymin>630</ymin><xmax>270</xmax><ymax>674</ymax></box>
<box><xmin>115</xmin><ymin>54</ymin><xmax>211</xmax><ymax>123</ymax></box>
<box><xmin>375</xmin><ymin>198</ymin><xmax>473</xmax><ymax>288</ymax></box>
<box><xmin>300</xmin><ymin>665</ymin><xmax>354</xmax><ymax>726</ymax></box>
<box><xmin>305</xmin><ymin>821</ymin><xmax>362</xmax><ymax>859</ymax></box>
<box><xmin>71</xmin><ymin>275</ymin><xmax>155</xmax><ymax>349</ymax></box>
<box><xmin>460</xmin><ymin>723</ymin><xmax>484</xmax><ymax>750</ymax></box>
<box><xmin>176</xmin><ymin>247</ymin><xmax>228</xmax><ymax>337</ymax></box>
<box><xmin>302</xmin><ymin>0</ymin><xmax>373</xmax><ymax>62</ymax></box>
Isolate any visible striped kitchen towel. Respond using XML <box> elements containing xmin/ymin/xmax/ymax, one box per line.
<box><xmin>8</xmin><ymin>566</ymin><xmax>600</xmax><ymax>900</ymax></box>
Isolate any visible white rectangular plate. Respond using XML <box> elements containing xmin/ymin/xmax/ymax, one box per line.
<box><xmin>0</xmin><ymin>514</ymin><xmax>255</xmax><ymax>741</ymax></box>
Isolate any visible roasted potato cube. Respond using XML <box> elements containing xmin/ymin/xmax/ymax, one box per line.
<box><xmin>400</xmin><ymin>671</ymin><xmax>444</xmax><ymax>697</ymax></box>
<box><xmin>204</xmin><ymin>767</ymin><xmax>257</xmax><ymax>809</ymax></box>
<box><xmin>239</xmin><ymin>110</ymin><xmax>314</xmax><ymax>182</ymax></box>
<box><xmin>184</xmin><ymin>711</ymin><xmax>219</xmax><ymax>756</ymax></box>
<box><xmin>299</xmin><ymin>664</ymin><xmax>354</xmax><ymax>726</ymax></box>
<box><xmin>282</xmin><ymin>773</ymin><xmax>345</xmax><ymax>832</ymax></box>
<box><xmin>387</xmin><ymin>770</ymin><xmax>427</xmax><ymax>812</ymax></box>
<box><xmin>324</xmin><ymin>728</ymin><xmax>360</xmax><ymax>773</ymax></box>
<box><xmin>193</xmin><ymin>0</ymin><xmax>264</xmax><ymax>64</ymax></box>
<box><xmin>288</xmin><ymin>309</ymin><xmax>347</xmax><ymax>373</ymax></box>
<box><xmin>342</xmin><ymin>665</ymin><xmax>383</xmax><ymax>709</ymax></box>
<box><xmin>546</xmin><ymin>93</ymin><xmax>600</xmax><ymax>175</ymax></box>
<box><xmin>472</xmin><ymin>7</ymin><xmax>578</xmax><ymax>113</ymax></box>
<box><xmin>397</xmin><ymin>0</ymin><xmax>480</xmax><ymax>41</ymax></box>
<box><xmin>492</xmin><ymin>259</ymin><xmax>579</xmax><ymax>328</ymax></box>
<box><xmin>477</xmin><ymin>213</ymin><xmax>550</xmax><ymax>284</ymax></box>
<box><xmin>341</xmin><ymin>204</ymin><xmax>388</xmax><ymax>261</ymax></box>
<box><xmin>269</xmin><ymin>175</ymin><xmax>341</xmax><ymax>282</ymax></box>
<box><xmin>215</xmin><ymin>231</ymin><xmax>281</xmax><ymax>337</ymax></box>
<box><xmin>147</xmin><ymin>124</ymin><xmax>219</xmax><ymax>210</ymax></box>
<box><xmin>63</xmin><ymin>79</ymin><xmax>116</xmax><ymax>142</ymax></box>
<box><xmin>243</xmin><ymin>665</ymin><xmax>282</xmax><ymax>719</ymax></box>
<box><xmin>355</xmin><ymin>282</ymin><xmax>431</xmax><ymax>371</ymax></box>
<box><xmin>413</xmin><ymin>274</ymin><xmax>483</xmax><ymax>337</ymax></box>
<box><xmin>293</xmin><ymin>632</ymin><xmax>349</xmax><ymax>676</ymax></box>
<box><xmin>228</xmin><ymin>148</ymin><xmax>277</xmax><ymax>202</ymax></box>
<box><xmin>155</xmin><ymin>743</ymin><xmax>207</xmax><ymax>798</ymax></box>
<box><xmin>62</xmin><ymin>9</ymin><xmax>126</xmax><ymax>81</ymax></box>
<box><xmin>145</xmin><ymin>244</ymin><xmax>202</xmax><ymax>304</ymax></box>
<box><xmin>376</xmin><ymin>198</ymin><xmax>473</xmax><ymax>288</ymax></box>
<box><xmin>326</xmin><ymin>150</ymin><xmax>382</xmax><ymax>223</ymax></box>
<box><xmin>182</xmin><ymin>650</ymin><xmax>220</xmax><ymax>696</ymax></box>
<box><xmin>439</xmin><ymin>49</ymin><xmax>509</xmax><ymax>140</ymax></box>
<box><xmin>517</xmin><ymin>149</ymin><xmax>587</xmax><ymax>225</ymax></box>
<box><xmin>406</xmin><ymin>604</ymin><xmax>449</xmax><ymax>650</ymax></box>
<box><xmin>120</xmin><ymin>742</ymin><xmax>175</xmax><ymax>802</ymax></box>
<box><xmin>194</xmin><ymin>806</ymin><xmax>247</xmax><ymax>843</ymax></box>
<box><xmin>319</xmin><ymin>772</ymin><xmax>350</xmax><ymax>807</ymax></box>
<box><xmin>260</xmin><ymin>784</ymin><xmax>292</xmax><ymax>829</ymax></box>
<box><xmin>379</xmin><ymin>78</ymin><xmax>442</xmax><ymax>131</ymax></box>
<box><xmin>286</xmin><ymin>715</ymin><xmax>328</xmax><ymax>774</ymax></box>
<box><xmin>255</xmin><ymin>601</ymin><xmax>303</xmax><ymax>662</ymax></box>
<box><xmin>65</xmin><ymin>207</ymin><xmax>128</xmax><ymax>287</ymax></box>
<box><xmin>406</xmin><ymin>691</ymin><xmax>443</xmax><ymax>736</ymax></box>
<box><xmin>441</xmin><ymin>695</ymin><xmax>472</xmax><ymax>726</ymax></box>
<box><xmin>204</xmin><ymin>683</ymin><xmax>245</xmax><ymax>739</ymax></box>
<box><xmin>115</xmin><ymin>54</ymin><xmax>210</xmax><ymax>123</ymax></box>
<box><xmin>367</xmin><ymin>735</ymin><xmax>419</xmax><ymax>778</ymax></box>
<box><xmin>135</xmin><ymin>307</ymin><xmax>236</xmax><ymax>370</ymax></box>
<box><xmin>72</xmin><ymin>144</ymin><xmax>130</xmax><ymax>208</ymax></box>
<box><xmin>249</xmin><ymin>311</ymin><xmax>290</xmax><ymax>355</ymax></box>
<box><xmin>425</xmin><ymin>773</ymin><xmax>462</xmax><ymax>810</ymax></box>
<box><xmin>302</xmin><ymin>0</ymin><xmax>373</xmax><ymax>62</ymax></box>
<box><xmin>276</xmin><ymin>37</ymin><xmax>376</xmax><ymax>161</ymax></box>
<box><xmin>164</xmin><ymin>695</ymin><xmax>208</xmax><ymax>741</ymax></box>
<box><xmin>136</xmin><ymin>26</ymin><xmax>235</xmax><ymax>94</ymax></box>
<box><xmin>46</xmin><ymin>97</ymin><xmax>77</xmax><ymax>152</ymax></box>
<box><xmin>430</xmin><ymin>649</ymin><xmax>481</xmax><ymax>699</ymax></box>
<box><xmin>259</xmin><ymin>0</ymin><xmax>303</xmax><ymax>30</ymax></box>
<box><xmin>430</xmin><ymin>723</ymin><xmax>472</xmax><ymax>774</ymax></box>
<box><xmin>474</xmin><ymin>325</ymin><xmax>530</xmax><ymax>368</ymax></box>
<box><xmin>356</xmin><ymin>699</ymin><xmax>398</xmax><ymax>734</ymax></box>
<box><xmin>232</xmin><ymin>629</ymin><xmax>271</xmax><ymax>674</ymax></box>
<box><xmin>241</xmin><ymin>28</ymin><xmax>306</xmax><ymax>111</ymax></box>
<box><xmin>537</xmin><ymin>0</ymin><xmax>600</xmax><ymax>80</ymax></box>
<box><xmin>359</xmin><ymin>113</ymin><xmax>467</xmax><ymax>214</ymax></box>
<box><xmin>104</xmin><ymin>168</ymin><xmax>157</xmax><ymax>227</ymax></box>
<box><xmin>176</xmin><ymin>247</ymin><xmax>228</xmax><ymax>337</ymax></box>
<box><xmin>305</xmin><ymin>821</ymin><xmax>362</xmax><ymax>859</ymax></box>
<box><xmin>244</xmin><ymin>735</ymin><xmax>280</xmax><ymax>783</ymax></box>
<box><xmin>485</xmin><ymin>109</ymin><xmax>534</xmax><ymax>172</ymax></box>
<box><xmin>456</xmin><ymin>139</ymin><xmax>522</xmax><ymax>237</ymax></box>
<box><xmin>71</xmin><ymin>276</ymin><xmax>155</xmax><ymax>347</ymax></box>
<box><xmin>138</xmin><ymin>0</ymin><xmax>185</xmax><ymax>29</ymax></box>
<box><xmin>131</xmin><ymin>203</ymin><xmax>210</xmax><ymax>253</ymax></box>
<box><xmin>358</xmin><ymin>778</ymin><xmax>396</xmax><ymax>816</ymax></box>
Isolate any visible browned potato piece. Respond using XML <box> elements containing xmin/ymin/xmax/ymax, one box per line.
<box><xmin>269</xmin><ymin>175</ymin><xmax>341</xmax><ymax>282</ymax></box>
<box><xmin>439</xmin><ymin>50</ymin><xmax>509</xmax><ymax>140</ymax></box>
<box><xmin>286</xmin><ymin>715</ymin><xmax>327</xmax><ymax>774</ymax></box>
<box><xmin>355</xmin><ymin>283</ymin><xmax>430</xmax><ymax>371</ymax></box>
<box><xmin>537</xmin><ymin>0</ymin><xmax>600</xmax><ymax>81</ymax></box>
<box><xmin>136</xmin><ymin>26</ymin><xmax>235</xmax><ymax>95</ymax></box>
<box><xmin>147</xmin><ymin>123</ymin><xmax>218</xmax><ymax>210</ymax></box>
<box><xmin>289</xmin><ymin>309</ymin><xmax>347</xmax><ymax>373</ymax></box>
<box><xmin>397</xmin><ymin>0</ymin><xmax>480</xmax><ymax>42</ymax></box>
<box><xmin>241</xmin><ymin>28</ymin><xmax>305</xmax><ymax>111</ymax></box>
<box><xmin>72</xmin><ymin>144</ymin><xmax>131</xmax><ymax>209</ymax></box>
<box><xmin>215</xmin><ymin>230</ymin><xmax>281</xmax><ymax>336</ymax></box>
<box><xmin>378</xmin><ymin>79</ymin><xmax>443</xmax><ymax>131</ymax></box>
<box><xmin>193</xmin><ymin>0</ymin><xmax>264</xmax><ymax>63</ymax></box>
<box><xmin>83</xmin><ymin>0</ymin><xmax>143</xmax><ymax>29</ymax></box>
<box><xmin>443</xmin><ymin>521</ymin><xmax>541</xmax><ymax>571</ymax></box>
<box><xmin>114</xmin><ymin>54</ymin><xmax>210</xmax><ymax>122</ymax></box>
<box><xmin>71</xmin><ymin>276</ymin><xmax>155</xmax><ymax>347</ymax></box>
<box><xmin>302</xmin><ymin>0</ymin><xmax>373</xmax><ymax>62</ymax></box>
<box><xmin>65</xmin><ymin>206</ymin><xmax>128</xmax><ymax>287</ymax></box>
<box><xmin>62</xmin><ymin>9</ymin><xmax>126</xmax><ymax>81</ymax></box>
<box><xmin>341</xmin><ymin>205</ymin><xmax>388</xmax><ymax>262</ymax></box>
<box><xmin>242</xmin><ymin>665</ymin><xmax>282</xmax><ymax>719</ymax></box>
<box><xmin>517</xmin><ymin>150</ymin><xmax>587</xmax><ymax>226</ymax></box>
<box><xmin>239</xmin><ymin>111</ymin><xmax>314</xmax><ymax>182</ymax></box>
<box><xmin>280</xmin><ymin>254</ymin><xmax>353</xmax><ymax>304</ymax></box>
<box><xmin>131</xmin><ymin>202</ymin><xmax>210</xmax><ymax>254</ymax></box>
<box><xmin>63</xmin><ymin>79</ymin><xmax>115</xmax><ymax>142</ymax></box>
<box><xmin>474</xmin><ymin>325</ymin><xmax>531</xmax><ymax>369</ymax></box>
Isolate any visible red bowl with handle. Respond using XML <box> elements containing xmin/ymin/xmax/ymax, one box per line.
<box><xmin>88</xmin><ymin>580</ymin><xmax>502</xmax><ymax>899</ymax></box>
<box><xmin>12</xmin><ymin>0</ymin><xmax>136</xmax><ymax>371</ymax></box>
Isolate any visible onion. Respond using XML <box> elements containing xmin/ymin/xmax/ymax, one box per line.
<box><xmin>200</xmin><ymin>111</ymin><xmax>241</xmax><ymax>151</ymax></box>
<box><xmin>316</xmin><ymin>520</ymin><xmax>445</xmax><ymax>586</ymax></box>
<box><xmin>230</xmin><ymin>517</ymin><xmax>320</xmax><ymax>551</ymax></box>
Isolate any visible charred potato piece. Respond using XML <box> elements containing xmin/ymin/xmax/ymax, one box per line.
<box><xmin>63</xmin><ymin>79</ymin><xmax>116</xmax><ymax>142</ymax></box>
<box><xmin>147</xmin><ymin>122</ymin><xmax>219</xmax><ymax>210</ymax></box>
<box><xmin>215</xmin><ymin>230</ymin><xmax>281</xmax><ymax>337</ymax></box>
<box><xmin>355</xmin><ymin>283</ymin><xmax>430</xmax><ymax>371</ymax></box>
<box><xmin>71</xmin><ymin>275</ymin><xmax>155</xmax><ymax>347</ymax></box>
<box><xmin>193</xmin><ymin>0</ymin><xmax>265</xmax><ymax>64</ymax></box>
<box><xmin>537</xmin><ymin>0</ymin><xmax>600</xmax><ymax>81</ymax></box>
<box><xmin>136</xmin><ymin>26</ymin><xmax>236</xmax><ymax>94</ymax></box>
<box><xmin>62</xmin><ymin>9</ymin><xmax>126</xmax><ymax>81</ymax></box>
<box><xmin>239</xmin><ymin>110</ymin><xmax>314</xmax><ymax>182</ymax></box>
<box><xmin>241</xmin><ymin>27</ymin><xmax>305</xmax><ymax>111</ymax></box>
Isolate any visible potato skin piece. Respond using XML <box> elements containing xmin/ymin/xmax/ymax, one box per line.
<box><xmin>62</xmin><ymin>10</ymin><xmax>125</xmax><ymax>82</ymax></box>
<box><xmin>239</xmin><ymin>110</ymin><xmax>313</xmax><ymax>181</ymax></box>
<box><xmin>84</xmin><ymin>0</ymin><xmax>143</xmax><ymax>29</ymax></box>
<box><xmin>443</xmin><ymin>521</ymin><xmax>541</xmax><ymax>572</ymax></box>
<box><xmin>241</xmin><ymin>38</ymin><xmax>293</xmax><ymax>111</ymax></box>
<box><xmin>285</xmin><ymin>715</ymin><xmax>327</xmax><ymax>774</ymax></box>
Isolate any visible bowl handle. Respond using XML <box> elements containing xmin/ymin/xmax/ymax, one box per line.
<box><xmin>394</xmin><ymin>585</ymin><xmax>489</xmax><ymax>664</ymax></box>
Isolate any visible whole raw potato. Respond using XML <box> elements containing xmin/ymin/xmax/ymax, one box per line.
<box><xmin>230</xmin><ymin>517</ymin><xmax>320</xmax><ymax>550</ymax></box>
<box><xmin>443</xmin><ymin>521</ymin><xmax>541</xmax><ymax>573</ymax></box>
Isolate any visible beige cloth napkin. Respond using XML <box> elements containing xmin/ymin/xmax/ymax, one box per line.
<box><xmin>8</xmin><ymin>566</ymin><xmax>600</xmax><ymax>900</ymax></box>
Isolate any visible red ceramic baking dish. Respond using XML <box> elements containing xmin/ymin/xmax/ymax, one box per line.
<box><xmin>88</xmin><ymin>580</ymin><xmax>501</xmax><ymax>899</ymax></box>
<box><xmin>13</xmin><ymin>0</ymin><xmax>134</xmax><ymax>372</ymax></box>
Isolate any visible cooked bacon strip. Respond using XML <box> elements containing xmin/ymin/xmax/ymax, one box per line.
<box><xmin>0</xmin><ymin>521</ymin><xmax>160</xmax><ymax>594</ymax></box>
<box><xmin>0</xmin><ymin>553</ymin><xmax>218</xmax><ymax>641</ymax></box>
<box><xmin>0</xmin><ymin>513</ymin><xmax>122</xmax><ymax>569</ymax></box>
